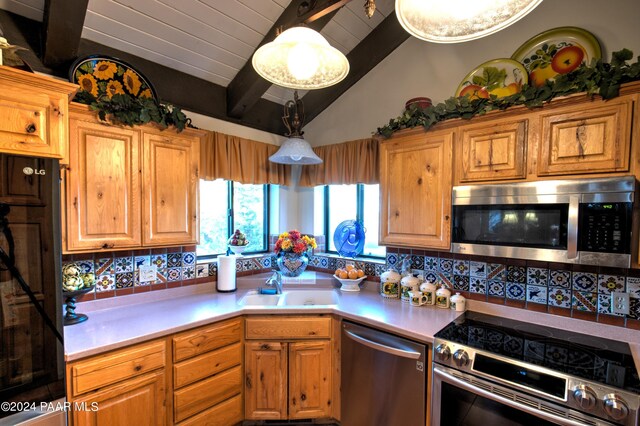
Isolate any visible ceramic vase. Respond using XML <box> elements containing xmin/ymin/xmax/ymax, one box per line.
<box><xmin>277</xmin><ymin>252</ymin><xmax>309</xmax><ymax>277</ymax></box>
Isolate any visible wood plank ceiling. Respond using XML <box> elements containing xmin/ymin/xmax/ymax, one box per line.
<box><xmin>0</xmin><ymin>0</ymin><xmax>404</xmax><ymax>135</ymax></box>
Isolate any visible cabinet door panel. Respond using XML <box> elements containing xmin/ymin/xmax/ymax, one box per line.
<box><xmin>380</xmin><ymin>130</ymin><xmax>453</xmax><ymax>249</ymax></box>
<box><xmin>65</xmin><ymin>120</ymin><xmax>141</xmax><ymax>252</ymax></box>
<box><xmin>245</xmin><ymin>342</ymin><xmax>287</xmax><ymax>420</ymax></box>
<box><xmin>71</xmin><ymin>371</ymin><xmax>166</xmax><ymax>426</ymax></box>
<box><xmin>142</xmin><ymin>132</ymin><xmax>199</xmax><ymax>246</ymax></box>
<box><xmin>289</xmin><ymin>341</ymin><xmax>332</xmax><ymax>419</ymax></box>
<box><xmin>457</xmin><ymin>119</ymin><xmax>527</xmax><ymax>182</ymax></box>
<box><xmin>538</xmin><ymin>98</ymin><xmax>632</xmax><ymax>175</ymax></box>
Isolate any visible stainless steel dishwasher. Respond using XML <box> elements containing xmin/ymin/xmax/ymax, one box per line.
<box><xmin>341</xmin><ymin>321</ymin><xmax>427</xmax><ymax>426</ymax></box>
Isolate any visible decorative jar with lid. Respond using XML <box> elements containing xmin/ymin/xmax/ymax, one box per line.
<box><xmin>450</xmin><ymin>292</ymin><xmax>467</xmax><ymax>312</ymax></box>
<box><xmin>435</xmin><ymin>287</ymin><xmax>452</xmax><ymax>309</ymax></box>
<box><xmin>400</xmin><ymin>274</ymin><xmax>421</xmax><ymax>302</ymax></box>
<box><xmin>419</xmin><ymin>281</ymin><xmax>437</xmax><ymax>306</ymax></box>
<box><xmin>380</xmin><ymin>269</ymin><xmax>401</xmax><ymax>298</ymax></box>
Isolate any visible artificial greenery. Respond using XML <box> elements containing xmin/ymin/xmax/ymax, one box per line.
<box><xmin>74</xmin><ymin>91</ymin><xmax>190</xmax><ymax>132</ymax></box>
<box><xmin>376</xmin><ymin>49</ymin><xmax>640</xmax><ymax>138</ymax></box>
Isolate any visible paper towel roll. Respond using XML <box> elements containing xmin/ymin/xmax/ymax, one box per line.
<box><xmin>217</xmin><ymin>255</ymin><xmax>237</xmax><ymax>292</ymax></box>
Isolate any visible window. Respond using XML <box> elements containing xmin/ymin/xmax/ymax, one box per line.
<box><xmin>324</xmin><ymin>184</ymin><xmax>385</xmax><ymax>258</ymax></box>
<box><xmin>198</xmin><ymin>180</ymin><xmax>269</xmax><ymax>257</ymax></box>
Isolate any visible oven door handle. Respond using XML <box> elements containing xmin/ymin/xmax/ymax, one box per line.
<box><xmin>567</xmin><ymin>195</ymin><xmax>580</xmax><ymax>260</ymax></box>
<box><xmin>434</xmin><ymin>367</ymin><xmax>589</xmax><ymax>426</ymax></box>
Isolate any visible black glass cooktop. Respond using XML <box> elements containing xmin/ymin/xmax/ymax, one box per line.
<box><xmin>434</xmin><ymin>312</ymin><xmax>640</xmax><ymax>393</ymax></box>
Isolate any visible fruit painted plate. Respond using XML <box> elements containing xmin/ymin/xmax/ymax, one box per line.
<box><xmin>511</xmin><ymin>26</ymin><xmax>601</xmax><ymax>87</ymax></box>
<box><xmin>69</xmin><ymin>55</ymin><xmax>158</xmax><ymax>102</ymax></box>
<box><xmin>456</xmin><ymin>58</ymin><xmax>528</xmax><ymax>100</ymax></box>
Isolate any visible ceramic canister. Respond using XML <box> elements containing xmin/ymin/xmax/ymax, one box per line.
<box><xmin>380</xmin><ymin>269</ymin><xmax>401</xmax><ymax>298</ymax></box>
<box><xmin>435</xmin><ymin>287</ymin><xmax>451</xmax><ymax>309</ymax></box>
<box><xmin>419</xmin><ymin>281</ymin><xmax>437</xmax><ymax>306</ymax></box>
<box><xmin>400</xmin><ymin>275</ymin><xmax>421</xmax><ymax>302</ymax></box>
<box><xmin>450</xmin><ymin>292</ymin><xmax>467</xmax><ymax>312</ymax></box>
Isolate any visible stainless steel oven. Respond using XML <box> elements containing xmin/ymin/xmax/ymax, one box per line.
<box><xmin>432</xmin><ymin>313</ymin><xmax>640</xmax><ymax>426</ymax></box>
<box><xmin>451</xmin><ymin>177</ymin><xmax>636</xmax><ymax>267</ymax></box>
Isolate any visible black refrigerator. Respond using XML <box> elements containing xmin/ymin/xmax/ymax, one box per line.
<box><xmin>0</xmin><ymin>154</ymin><xmax>65</xmax><ymax>424</ymax></box>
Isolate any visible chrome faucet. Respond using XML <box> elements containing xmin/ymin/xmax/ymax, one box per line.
<box><xmin>265</xmin><ymin>270</ymin><xmax>283</xmax><ymax>294</ymax></box>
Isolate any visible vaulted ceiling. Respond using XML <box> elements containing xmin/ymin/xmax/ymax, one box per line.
<box><xmin>0</xmin><ymin>0</ymin><xmax>409</xmax><ymax>135</ymax></box>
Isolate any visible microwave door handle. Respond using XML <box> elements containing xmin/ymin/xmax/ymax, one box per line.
<box><xmin>434</xmin><ymin>367</ymin><xmax>588</xmax><ymax>426</ymax></box>
<box><xmin>567</xmin><ymin>195</ymin><xmax>580</xmax><ymax>260</ymax></box>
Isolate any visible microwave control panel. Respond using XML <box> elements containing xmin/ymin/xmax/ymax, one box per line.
<box><xmin>578</xmin><ymin>202</ymin><xmax>631</xmax><ymax>253</ymax></box>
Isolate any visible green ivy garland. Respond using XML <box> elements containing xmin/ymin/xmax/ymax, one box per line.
<box><xmin>376</xmin><ymin>49</ymin><xmax>640</xmax><ymax>138</ymax></box>
<box><xmin>74</xmin><ymin>91</ymin><xmax>191</xmax><ymax>132</ymax></box>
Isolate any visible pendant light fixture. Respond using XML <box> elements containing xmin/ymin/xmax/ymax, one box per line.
<box><xmin>269</xmin><ymin>90</ymin><xmax>322</xmax><ymax>165</ymax></box>
<box><xmin>252</xmin><ymin>26</ymin><xmax>349</xmax><ymax>90</ymax></box>
<box><xmin>395</xmin><ymin>0</ymin><xmax>542</xmax><ymax>43</ymax></box>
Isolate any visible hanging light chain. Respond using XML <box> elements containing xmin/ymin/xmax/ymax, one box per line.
<box><xmin>282</xmin><ymin>90</ymin><xmax>305</xmax><ymax>137</ymax></box>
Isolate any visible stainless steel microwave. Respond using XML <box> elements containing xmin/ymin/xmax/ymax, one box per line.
<box><xmin>451</xmin><ymin>177</ymin><xmax>636</xmax><ymax>267</ymax></box>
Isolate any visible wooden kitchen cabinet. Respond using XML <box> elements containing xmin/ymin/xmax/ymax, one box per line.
<box><xmin>244</xmin><ymin>316</ymin><xmax>333</xmax><ymax>421</ymax></box>
<box><xmin>537</xmin><ymin>97</ymin><xmax>633</xmax><ymax>176</ymax></box>
<box><xmin>0</xmin><ymin>66</ymin><xmax>77</xmax><ymax>160</ymax></box>
<box><xmin>379</xmin><ymin>129</ymin><xmax>453</xmax><ymax>250</ymax></box>
<box><xmin>455</xmin><ymin>118</ymin><xmax>527</xmax><ymax>183</ymax></box>
<box><xmin>63</xmin><ymin>103</ymin><xmax>204</xmax><ymax>253</ymax></box>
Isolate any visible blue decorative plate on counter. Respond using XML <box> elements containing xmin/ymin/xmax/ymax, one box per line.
<box><xmin>333</xmin><ymin>220</ymin><xmax>365</xmax><ymax>258</ymax></box>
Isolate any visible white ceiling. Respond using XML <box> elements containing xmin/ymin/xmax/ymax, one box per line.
<box><xmin>0</xmin><ymin>0</ymin><xmax>394</xmax><ymax>104</ymax></box>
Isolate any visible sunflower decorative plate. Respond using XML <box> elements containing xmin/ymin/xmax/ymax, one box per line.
<box><xmin>456</xmin><ymin>58</ymin><xmax>528</xmax><ymax>100</ymax></box>
<box><xmin>69</xmin><ymin>55</ymin><xmax>158</xmax><ymax>102</ymax></box>
<box><xmin>511</xmin><ymin>27</ymin><xmax>601</xmax><ymax>87</ymax></box>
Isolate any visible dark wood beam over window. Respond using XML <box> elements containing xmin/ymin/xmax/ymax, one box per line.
<box><xmin>42</xmin><ymin>0</ymin><xmax>89</xmax><ymax>68</ymax></box>
<box><xmin>225</xmin><ymin>0</ymin><xmax>350</xmax><ymax>119</ymax></box>
<box><xmin>302</xmin><ymin>11</ymin><xmax>410</xmax><ymax>124</ymax></box>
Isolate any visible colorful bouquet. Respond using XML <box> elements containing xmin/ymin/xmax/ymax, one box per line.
<box><xmin>274</xmin><ymin>230</ymin><xmax>317</xmax><ymax>255</ymax></box>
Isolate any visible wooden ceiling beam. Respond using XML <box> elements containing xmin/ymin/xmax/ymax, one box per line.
<box><xmin>302</xmin><ymin>11</ymin><xmax>410</xmax><ymax>124</ymax></box>
<box><xmin>42</xmin><ymin>0</ymin><xmax>89</xmax><ymax>68</ymax></box>
<box><xmin>225</xmin><ymin>0</ymin><xmax>348</xmax><ymax>119</ymax></box>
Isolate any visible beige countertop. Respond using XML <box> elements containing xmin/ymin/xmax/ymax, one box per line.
<box><xmin>64</xmin><ymin>272</ymin><xmax>640</xmax><ymax>371</ymax></box>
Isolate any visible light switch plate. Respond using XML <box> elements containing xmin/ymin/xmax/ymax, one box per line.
<box><xmin>139</xmin><ymin>265</ymin><xmax>158</xmax><ymax>283</ymax></box>
<box><xmin>611</xmin><ymin>292</ymin><xmax>630</xmax><ymax>315</ymax></box>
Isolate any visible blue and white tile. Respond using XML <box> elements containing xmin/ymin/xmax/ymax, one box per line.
<box><xmin>424</xmin><ymin>271</ymin><xmax>438</xmax><ymax>285</ymax></box>
<box><xmin>527</xmin><ymin>267</ymin><xmax>548</xmax><ymax>286</ymax></box>
<box><xmin>548</xmin><ymin>287</ymin><xmax>571</xmax><ymax>308</ymax></box>
<box><xmin>598</xmin><ymin>293</ymin><xmax>622</xmax><ymax>316</ymax></box>
<box><xmin>453</xmin><ymin>275</ymin><xmax>470</xmax><ymax>291</ymax></box>
<box><xmin>572</xmin><ymin>272</ymin><xmax>597</xmax><ymax>292</ymax></box>
<box><xmin>76</xmin><ymin>260</ymin><xmax>94</xmax><ymax>274</ymax></box>
<box><xmin>438</xmin><ymin>258</ymin><xmax>453</xmax><ymax>274</ymax></box>
<box><xmin>196</xmin><ymin>264</ymin><xmax>209</xmax><ymax>278</ymax></box>
<box><xmin>506</xmin><ymin>266</ymin><xmax>526</xmax><ymax>284</ymax></box>
<box><xmin>411</xmin><ymin>255</ymin><xmax>424</xmax><ymax>270</ymax></box>
<box><xmin>327</xmin><ymin>257</ymin><xmax>337</xmax><ymax>271</ymax></box>
<box><xmin>470</xmin><ymin>277</ymin><xmax>487</xmax><ymax>294</ymax></box>
<box><xmin>627</xmin><ymin>276</ymin><xmax>640</xmax><ymax>299</ymax></box>
<box><xmin>262</xmin><ymin>256</ymin><xmax>273</xmax><ymax>269</ymax></box>
<box><xmin>167</xmin><ymin>267</ymin><xmax>182</xmax><ymax>282</ymax></box>
<box><xmin>151</xmin><ymin>254</ymin><xmax>167</xmax><ymax>269</ymax></box>
<box><xmin>167</xmin><ymin>252</ymin><xmax>182</xmax><ymax>268</ymax></box>
<box><xmin>374</xmin><ymin>263</ymin><xmax>387</xmax><ymax>277</ymax></box>
<box><xmin>526</xmin><ymin>285</ymin><xmax>547</xmax><ymax>304</ymax></box>
<box><xmin>95</xmin><ymin>274</ymin><xmax>115</xmax><ymax>292</ymax></box>
<box><xmin>208</xmin><ymin>263</ymin><xmax>217</xmax><ymax>277</ymax></box>
<box><xmin>309</xmin><ymin>255</ymin><xmax>320</xmax><ymax>267</ymax></box>
<box><xmin>386</xmin><ymin>253</ymin><xmax>398</xmax><ymax>269</ymax></box>
<box><xmin>182</xmin><ymin>266</ymin><xmax>196</xmax><ymax>280</ymax></box>
<box><xmin>549</xmin><ymin>270</ymin><xmax>571</xmax><ymax>288</ymax></box>
<box><xmin>364</xmin><ymin>262</ymin><xmax>376</xmax><ymax>277</ymax></box>
<box><xmin>155</xmin><ymin>269</ymin><xmax>167</xmax><ymax>283</ymax></box>
<box><xmin>598</xmin><ymin>274</ymin><xmax>625</xmax><ymax>294</ymax></box>
<box><xmin>182</xmin><ymin>251</ymin><xmax>196</xmax><ymax>266</ymax></box>
<box><xmin>134</xmin><ymin>255</ymin><xmax>150</xmax><ymax>270</ymax></box>
<box><xmin>453</xmin><ymin>259</ymin><xmax>470</xmax><ymax>276</ymax></box>
<box><xmin>424</xmin><ymin>256</ymin><xmax>438</xmax><ymax>271</ymax></box>
<box><xmin>469</xmin><ymin>261</ymin><xmax>486</xmax><ymax>278</ymax></box>
<box><xmin>488</xmin><ymin>281</ymin><xmax>505</xmax><ymax>297</ymax></box>
<box><xmin>506</xmin><ymin>282</ymin><xmax>525</xmax><ymax>300</ymax></box>
<box><xmin>115</xmin><ymin>272</ymin><xmax>134</xmax><ymax>288</ymax></box>
<box><xmin>487</xmin><ymin>263</ymin><xmax>505</xmax><ymax>281</ymax></box>
<box><xmin>115</xmin><ymin>256</ymin><xmax>133</xmax><ymax>273</ymax></box>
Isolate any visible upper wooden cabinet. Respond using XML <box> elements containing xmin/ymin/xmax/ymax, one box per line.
<box><xmin>0</xmin><ymin>67</ymin><xmax>78</xmax><ymax>160</ymax></box>
<box><xmin>456</xmin><ymin>119</ymin><xmax>527</xmax><ymax>183</ymax></box>
<box><xmin>379</xmin><ymin>129</ymin><xmax>453</xmax><ymax>250</ymax></box>
<box><xmin>537</xmin><ymin>97</ymin><xmax>633</xmax><ymax>176</ymax></box>
<box><xmin>64</xmin><ymin>104</ymin><xmax>203</xmax><ymax>253</ymax></box>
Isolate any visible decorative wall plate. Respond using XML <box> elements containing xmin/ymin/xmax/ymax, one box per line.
<box><xmin>69</xmin><ymin>55</ymin><xmax>158</xmax><ymax>101</ymax></box>
<box><xmin>511</xmin><ymin>27</ymin><xmax>601</xmax><ymax>87</ymax></box>
<box><xmin>456</xmin><ymin>58</ymin><xmax>528</xmax><ymax>100</ymax></box>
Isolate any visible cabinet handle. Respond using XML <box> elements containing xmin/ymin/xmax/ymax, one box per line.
<box><xmin>445</xmin><ymin>215</ymin><xmax>450</xmax><ymax>221</ymax></box>
<box><xmin>101</xmin><ymin>243</ymin><xmax>115</xmax><ymax>249</ymax></box>
<box><xmin>25</xmin><ymin>123</ymin><xmax>37</xmax><ymax>133</ymax></box>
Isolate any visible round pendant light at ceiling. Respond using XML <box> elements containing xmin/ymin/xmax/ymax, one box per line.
<box><xmin>252</xmin><ymin>26</ymin><xmax>349</xmax><ymax>90</ymax></box>
<box><xmin>395</xmin><ymin>0</ymin><xmax>543</xmax><ymax>43</ymax></box>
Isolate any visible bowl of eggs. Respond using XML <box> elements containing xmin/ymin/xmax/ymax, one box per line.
<box><xmin>333</xmin><ymin>264</ymin><xmax>366</xmax><ymax>292</ymax></box>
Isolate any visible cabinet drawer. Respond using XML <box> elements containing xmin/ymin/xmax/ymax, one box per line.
<box><xmin>173</xmin><ymin>318</ymin><xmax>242</xmax><ymax>362</ymax></box>
<box><xmin>70</xmin><ymin>340</ymin><xmax>165</xmax><ymax>396</ymax></box>
<box><xmin>174</xmin><ymin>342</ymin><xmax>242</xmax><ymax>389</ymax></box>
<box><xmin>174</xmin><ymin>365</ymin><xmax>242</xmax><ymax>423</ymax></box>
<box><xmin>246</xmin><ymin>316</ymin><xmax>331</xmax><ymax>339</ymax></box>
<box><xmin>177</xmin><ymin>393</ymin><xmax>242</xmax><ymax>426</ymax></box>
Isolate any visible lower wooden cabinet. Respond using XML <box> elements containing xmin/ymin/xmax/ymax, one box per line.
<box><xmin>244</xmin><ymin>316</ymin><xmax>333</xmax><ymax>421</ymax></box>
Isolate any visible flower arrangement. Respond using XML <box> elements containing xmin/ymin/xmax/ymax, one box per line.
<box><xmin>274</xmin><ymin>230</ymin><xmax>317</xmax><ymax>255</ymax></box>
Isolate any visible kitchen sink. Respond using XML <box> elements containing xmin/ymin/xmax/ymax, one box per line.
<box><xmin>238</xmin><ymin>290</ymin><xmax>339</xmax><ymax>307</ymax></box>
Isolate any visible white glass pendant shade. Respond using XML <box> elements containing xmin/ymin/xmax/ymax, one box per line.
<box><xmin>395</xmin><ymin>0</ymin><xmax>543</xmax><ymax>43</ymax></box>
<box><xmin>269</xmin><ymin>137</ymin><xmax>322</xmax><ymax>165</ymax></box>
<box><xmin>252</xmin><ymin>26</ymin><xmax>349</xmax><ymax>89</ymax></box>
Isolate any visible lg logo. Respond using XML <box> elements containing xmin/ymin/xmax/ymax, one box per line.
<box><xmin>23</xmin><ymin>167</ymin><xmax>46</xmax><ymax>176</ymax></box>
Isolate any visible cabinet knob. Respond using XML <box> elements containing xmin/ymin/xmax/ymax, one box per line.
<box><xmin>25</xmin><ymin>123</ymin><xmax>37</xmax><ymax>133</ymax></box>
<box><xmin>445</xmin><ymin>215</ymin><xmax>450</xmax><ymax>221</ymax></box>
